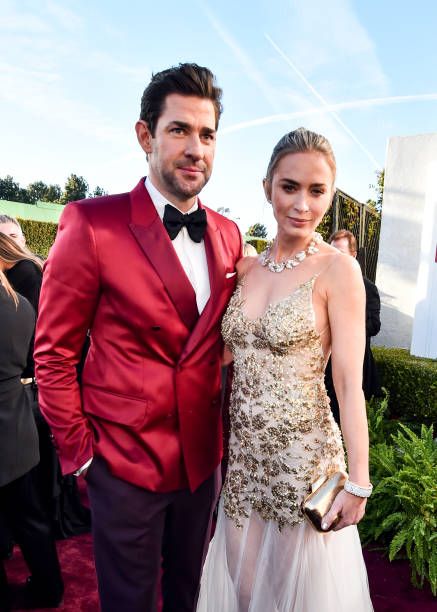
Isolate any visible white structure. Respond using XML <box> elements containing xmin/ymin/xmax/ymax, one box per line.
<box><xmin>375</xmin><ymin>133</ymin><xmax>437</xmax><ymax>358</ymax></box>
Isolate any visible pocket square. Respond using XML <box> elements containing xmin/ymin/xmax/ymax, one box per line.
<box><xmin>225</xmin><ymin>271</ymin><xmax>237</xmax><ymax>279</ymax></box>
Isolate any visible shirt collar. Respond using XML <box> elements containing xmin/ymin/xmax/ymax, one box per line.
<box><xmin>145</xmin><ymin>177</ymin><xmax>198</xmax><ymax>221</ymax></box>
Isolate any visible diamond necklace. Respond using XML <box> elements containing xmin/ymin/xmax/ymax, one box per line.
<box><xmin>260</xmin><ymin>232</ymin><xmax>323</xmax><ymax>273</ymax></box>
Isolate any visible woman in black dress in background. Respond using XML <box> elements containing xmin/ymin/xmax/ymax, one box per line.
<box><xmin>0</xmin><ymin>270</ymin><xmax>63</xmax><ymax>609</ymax></box>
<box><xmin>0</xmin><ymin>232</ymin><xmax>91</xmax><ymax>539</ymax></box>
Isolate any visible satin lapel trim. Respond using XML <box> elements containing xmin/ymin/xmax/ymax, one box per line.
<box><xmin>181</xmin><ymin>214</ymin><xmax>226</xmax><ymax>360</ymax></box>
<box><xmin>128</xmin><ymin>181</ymin><xmax>198</xmax><ymax>331</ymax></box>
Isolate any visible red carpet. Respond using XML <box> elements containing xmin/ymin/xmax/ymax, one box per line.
<box><xmin>4</xmin><ymin>536</ymin><xmax>435</xmax><ymax>611</ymax></box>
<box><xmin>4</xmin><ymin>473</ymin><xmax>435</xmax><ymax>612</ymax></box>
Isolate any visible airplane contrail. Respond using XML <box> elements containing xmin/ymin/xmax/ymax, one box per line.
<box><xmin>221</xmin><ymin>92</ymin><xmax>437</xmax><ymax>135</ymax></box>
<box><xmin>197</xmin><ymin>1</ymin><xmax>280</xmax><ymax>112</ymax></box>
<box><xmin>264</xmin><ymin>34</ymin><xmax>383</xmax><ymax>169</ymax></box>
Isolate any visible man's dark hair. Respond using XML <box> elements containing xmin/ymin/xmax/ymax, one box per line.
<box><xmin>140</xmin><ymin>63</ymin><xmax>223</xmax><ymax>136</ymax></box>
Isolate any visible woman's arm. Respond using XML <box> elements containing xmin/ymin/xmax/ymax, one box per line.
<box><xmin>322</xmin><ymin>255</ymin><xmax>370</xmax><ymax>530</ymax></box>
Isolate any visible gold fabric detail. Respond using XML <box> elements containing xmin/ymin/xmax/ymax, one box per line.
<box><xmin>221</xmin><ymin>278</ymin><xmax>345</xmax><ymax>532</ymax></box>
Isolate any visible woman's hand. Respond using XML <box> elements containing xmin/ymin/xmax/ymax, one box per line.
<box><xmin>322</xmin><ymin>489</ymin><xmax>367</xmax><ymax>531</ymax></box>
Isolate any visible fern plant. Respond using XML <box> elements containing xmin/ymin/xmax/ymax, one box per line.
<box><xmin>366</xmin><ymin>391</ymin><xmax>390</xmax><ymax>446</ymax></box>
<box><xmin>360</xmin><ymin>422</ymin><xmax>437</xmax><ymax>595</ymax></box>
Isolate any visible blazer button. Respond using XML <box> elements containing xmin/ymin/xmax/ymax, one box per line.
<box><xmin>151</xmin><ymin>325</ymin><xmax>161</xmax><ymax>331</ymax></box>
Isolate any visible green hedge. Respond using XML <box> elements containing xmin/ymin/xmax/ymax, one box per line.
<box><xmin>245</xmin><ymin>237</ymin><xmax>269</xmax><ymax>254</ymax></box>
<box><xmin>373</xmin><ymin>347</ymin><xmax>437</xmax><ymax>423</ymax></box>
<box><xmin>19</xmin><ymin>218</ymin><xmax>58</xmax><ymax>258</ymax></box>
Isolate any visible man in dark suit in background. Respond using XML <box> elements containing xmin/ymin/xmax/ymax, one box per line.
<box><xmin>325</xmin><ymin>229</ymin><xmax>382</xmax><ymax>424</ymax></box>
<box><xmin>35</xmin><ymin>63</ymin><xmax>242</xmax><ymax>612</ymax></box>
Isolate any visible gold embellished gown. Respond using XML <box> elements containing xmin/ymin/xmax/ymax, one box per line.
<box><xmin>197</xmin><ymin>278</ymin><xmax>373</xmax><ymax>612</ymax></box>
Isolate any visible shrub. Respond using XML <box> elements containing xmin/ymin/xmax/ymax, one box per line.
<box><xmin>18</xmin><ymin>218</ymin><xmax>58</xmax><ymax>258</ymax></box>
<box><xmin>372</xmin><ymin>347</ymin><xmax>437</xmax><ymax>423</ymax></box>
<box><xmin>360</xmin><ymin>397</ymin><xmax>437</xmax><ymax>595</ymax></box>
<box><xmin>245</xmin><ymin>237</ymin><xmax>270</xmax><ymax>254</ymax></box>
<box><xmin>316</xmin><ymin>208</ymin><xmax>333</xmax><ymax>241</ymax></box>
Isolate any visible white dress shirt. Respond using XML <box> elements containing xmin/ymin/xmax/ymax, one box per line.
<box><xmin>145</xmin><ymin>177</ymin><xmax>211</xmax><ymax>314</ymax></box>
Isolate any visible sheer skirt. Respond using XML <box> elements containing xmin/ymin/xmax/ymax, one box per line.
<box><xmin>197</xmin><ymin>502</ymin><xmax>373</xmax><ymax>612</ymax></box>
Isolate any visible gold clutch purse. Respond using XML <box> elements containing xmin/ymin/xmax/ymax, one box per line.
<box><xmin>301</xmin><ymin>471</ymin><xmax>347</xmax><ymax>532</ymax></box>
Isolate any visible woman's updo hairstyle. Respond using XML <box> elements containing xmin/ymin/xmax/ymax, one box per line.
<box><xmin>265</xmin><ymin>127</ymin><xmax>336</xmax><ymax>185</ymax></box>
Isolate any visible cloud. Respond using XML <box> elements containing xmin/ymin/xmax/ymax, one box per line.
<box><xmin>86</xmin><ymin>51</ymin><xmax>150</xmax><ymax>84</ymax></box>
<box><xmin>273</xmin><ymin>0</ymin><xmax>389</xmax><ymax>98</ymax></box>
<box><xmin>0</xmin><ymin>2</ymin><xmax>135</xmax><ymax>145</ymax></box>
<box><xmin>198</xmin><ymin>1</ymin><xmax>281</xmax><ymax>112</ymax></box>
<box><xmin>0</xmin><ymin>61</ymin><xmax>125</xmax><ymax>144</ymax></box>
<box><xmin>255</xmin><ymin>0</ymin><xmax>395</xmax><ymax>169</ymax></box>
<box><xmin>0</xmin><ymin>10</ymin><xmax>50</xmax><ymax>33</ymax></box>
<box><xmin>0</xmin><ymin>60</ymin><xmax>59</xmax><ymax>83</ymax></box>
<box><xmin>44</xmin><ymin>0</ymin><xmax>83</xmax><ymax>31</ymax></box>
<box><xmin>264</xmin><ymin>34</ymin><xmax>383</xmax><ymax>168</ymax></box>
<box><xmin>223</xmin><ymin>92</ymin><xmax>437</xmax><ymax>134</ymax></box>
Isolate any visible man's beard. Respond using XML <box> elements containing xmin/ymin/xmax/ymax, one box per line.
<box><xmin>160</xmin><ymin>166</ymin><xmax>210</xmax><ymax>201</ymax></box>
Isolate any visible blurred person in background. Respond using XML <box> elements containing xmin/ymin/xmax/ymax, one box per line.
<box><xmin>0</xmin><ymin>269</ymin><xmax>63</xmax><ymax>610</ymax></box>
<box><xmin>0</xmin><ymin>215</ymin><xmax>26</xmax><ymax>248</ymax></box>
<box><xmin>0</xmin><ymin>229</ymin><xmax>91</xmax><ymax>539</ymax></box>
<box><xmin>0</xmin><ymin>227</ymin><xmax>43</xmax><ymax>564</ymax></box>
<box><xmin>324</xmin><ymin>229</ymin><xmax>382</xmax><ymax>424</ymax></box>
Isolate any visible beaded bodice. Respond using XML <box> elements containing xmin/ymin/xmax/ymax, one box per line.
<box><xmin>221</xmin><ymin>277</ymin><xmax>345</xmax><ymax>531</ymax></box>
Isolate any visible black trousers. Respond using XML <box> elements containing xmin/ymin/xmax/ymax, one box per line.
<box><xmin>0</xmin><ymin>468</ymin><xmax>63</xmax><ymax>601</ymax></box>
<box><xmin>87</xmin><ymin>456</ymin><xmax>219</xmax><ymax>612</ymax></box>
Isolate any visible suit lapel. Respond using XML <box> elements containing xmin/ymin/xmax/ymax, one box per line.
<box><xmin>181</xmin><ymin>206</ymin><xmax>226</xmax><ymax>360</ymax></box>
<box><xmin>128</xmin><ymin>179</ymin><xmax>199</xmax><ymax>331</ymax></box>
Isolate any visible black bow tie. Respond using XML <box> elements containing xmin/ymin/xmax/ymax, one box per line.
<box><xmin>163</xmin><ymin>204</ymin><xmax>207</xmax><ymax>243</ymax></box>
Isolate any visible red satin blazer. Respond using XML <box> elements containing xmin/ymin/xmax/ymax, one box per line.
<box><xmin>34</xmin><ymin>179</ymin><xmax>242</xmax><ymax>492</ymax></box>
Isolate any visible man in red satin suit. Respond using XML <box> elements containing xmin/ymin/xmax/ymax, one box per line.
<box><xmin>34</xmin><ymin>63</ymin><xmax>242</xmax><ymax>612</ymax></box>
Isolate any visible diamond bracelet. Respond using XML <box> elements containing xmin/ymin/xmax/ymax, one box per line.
<box><xmin>344</xmin><ymin>479</ymin><xmax>373</xmax><ymax>498</ymax></box>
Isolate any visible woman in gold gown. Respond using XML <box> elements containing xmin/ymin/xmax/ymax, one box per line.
<box><xmin>197</xmin><ymin>128</ymin><xmax>373</xmax><ymax>611</ymax></box>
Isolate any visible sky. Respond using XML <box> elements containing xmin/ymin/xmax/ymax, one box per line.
<box><xmin>1</xmin><ymin>0</ymin><xmax>437</xmax><ymax>236</ymax></box>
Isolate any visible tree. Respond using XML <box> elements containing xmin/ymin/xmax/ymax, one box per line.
<box><xmin>26</xmin><ymin>181</ymin><xmax>50</xmax><ymax>204</ymax></box>
<box><xmin>44</xmin><ymin>184</ymin><xmax>62</xmax><ymax>202</ymax></box>
<box><xmin>27</xmin><ymin>181</ymin><xmax>62</xmax><ymax>204</ymax></box>
<box><xmin>246</xmin><ymin>223</ymin><xmax>267</xmax><ymax>238</ymax></box>
<box><xmin>0</xmin><ymin>175</ymin><xmax>23</xmax><ymax>202</ymax></box>
<box><xmin>0</xmin><ymin>174</ymin><xmax>104</xmax><ymax>206</ymax></box>
<box><xmin>92</xmin><ymin>186</ymin><xmax>107</xmax><ymax>197</ymax></box>
<box><xmin>368</xmin><ymin>169</ymin><xmax>384</xmax><ymax>212</ymax></box>
<box><xmin>60</xmin><ymin>174</ymin><xmax>89</xmax><ymax>205</ymax></box>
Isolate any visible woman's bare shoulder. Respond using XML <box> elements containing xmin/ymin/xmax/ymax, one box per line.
<box><xmin>329</xmin><ymin>250</ymin><xmax>362</xmax><ymax>278</ymax></box>
<box><xmin>317</xmin><ymin>243</ymin><xmax>361</xmax><ymax>278</ymax></box>
<box><xmin>320</xmin><ymin>251</ymin><xmax>364</xmax><ymax>304</ymax></box>
<box><xmin>236</xmin><ymin>255</ymin><xmax>259</xmax><ymax>278</ymax></box>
